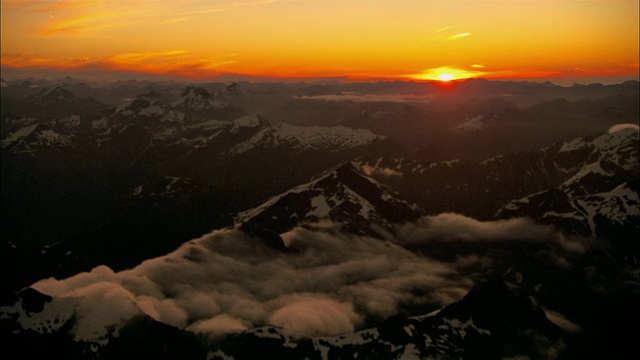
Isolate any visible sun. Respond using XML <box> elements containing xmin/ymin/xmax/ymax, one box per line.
<box><xmin>437</xmin><ymin>73</ymin><xmax>454</xmax><ymax>82</ymax></box>
<box><xmin>409</xmin><ymin>66</ymin><xmax>486</xmax><ymax>82</ymax></box>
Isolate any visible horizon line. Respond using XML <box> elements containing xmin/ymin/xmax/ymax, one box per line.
<box><xmin>1</xmin><ymin>65</ymin><xmax>638</xmax><ymax>87</ymax></box>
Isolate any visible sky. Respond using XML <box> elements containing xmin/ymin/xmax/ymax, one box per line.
<box><xmin>1</xmin><ymin>0</ymin><xmax>639</xmax><ymax>82</ymax></box>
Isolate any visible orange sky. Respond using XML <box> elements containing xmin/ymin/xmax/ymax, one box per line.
<box><xmin>1</xmin><ymin>0</ymin><xmax>638</xmax><ymax>82</ymax></box>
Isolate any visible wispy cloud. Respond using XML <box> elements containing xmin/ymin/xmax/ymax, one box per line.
<box><xmin>104</xmin><ymin>50</ymin><xmax>189</xmax><ymax>63</ymax></box>
<box><xmin>1</xmin><ymin>50</ymin><xmax>237</xmax><ymax>79</ymax></box>
<box><xmin>99</xmin><ymin>51</ymin><xmax>238</xmax><ymax>78</ymax></box>
<box><xmin>26</xmin><ymin>0</ymin><xmax>276</xmax><ymax>37</ymax></box>
<box><xmin>448</xmin><ymin>32</ymin><xmax>471</xmax><ymax>40</ymax></box>
<box><xmin>161</xmin><ymin>16</ymin><xmax>199</xmax><ymax>25</ymax></box>
<box><xmin>36</xmin><ymin>15</ymin><xmax>118</xmax><ymax>37</ymax></box>
<box><xmin>294</xmin><ymin>93</ymin><xmax>433</xmax><ymax>103</ymax></box>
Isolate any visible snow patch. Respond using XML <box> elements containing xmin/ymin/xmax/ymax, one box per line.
<box><xmin>2</xmin><ymin>123</ymin><xmax>39</xmax><ymax>146</ymax></box>
<box><xmin>307</xmin><ymin>195</ymin><xmax>332</xmax><ymax>218</ymax></box>
<box><xmin>453</xmin><ymin>115</ymin><xmax>487</xmax><ymax>132</ymax></box>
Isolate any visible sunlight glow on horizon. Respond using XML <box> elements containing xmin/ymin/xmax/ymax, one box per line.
<box><xmin>1</xmin><ymin>0</ymin><xmax>638</xmax><ymax>82</ymax></box>
<box><xmin>409</xmin><ymin>67</ymin><xmax>487</xmax><ymax>82</ymax></box>
<box><xmin>438</xmin><ymin>74</ymin><xmax>455</xmax><ymax>82</ymax></box>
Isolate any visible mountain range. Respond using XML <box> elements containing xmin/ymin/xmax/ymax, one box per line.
<box><xmin>1</xmin><ymin>78</ymin><xmax>638</xmax><ymax>359</ymax></box>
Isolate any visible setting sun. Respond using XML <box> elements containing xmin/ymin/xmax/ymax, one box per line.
<box><xmin>437</xmin><ymin>73</ymin><xmax>454</xmax><ymax>82</ymax></box>
<box><xmin>409</xmin><ymin>66</ymin><xmax>486</xmax><ymax>82</ymax></box>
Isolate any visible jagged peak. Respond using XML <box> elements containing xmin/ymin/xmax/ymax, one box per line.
<box><xmin>135</xmin><ymin>90</ymin><xmax>165</xmax><ymax>102</ymax></box>
<box><xmin>29</xmin><ymin>86</ymin><xmax>75</xmax><ymax>101</ymax></box>
<box><xmin>181</xmin><ymin>86</ymin><xmax>213</xmax><ymax>100</ymax></box>
<box><xmin>310</xmin><ymin>162</ymin><xmax>370</xmax><ymax>186</ymax></box>
<box><xmin>236</xmin><ymin>161</ymin><xmax>419</xmax><ymax>241</ymax></box>
<box><xmin>175</xmin><ymin>86</ymin><xmax>227</xmax><ymax>112</ymax></box>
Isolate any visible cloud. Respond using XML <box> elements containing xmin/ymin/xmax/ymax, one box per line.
<box><xmin>398</xmin><ymin>213</ymin><xmax>554</xmax><ymax>242</ymax></box>
<box><xmin>66</xmin><ymin>281</ymin><xmax>141</xmax><ymax>343</ymax></box>
<box><xmin>608</xmin><ymin>123</ymin><xmax>639</xmax><ymax>134</ymax></box>
<box><xmin>1</xmin><ymin>50</ymin><xmax>237</xmax><ymax>79</ymax></box>
<box><xmin>394</xmin><ymin>213</ymin><xmax>588</xmax><ymax>254</ymax></box>
<box><xmin>188</xmin><ymin>314</ymin><xmax>249</xmax><ymax>335</ymax></box>
<box><xmin>268</xmin><ymin>294</ymin><xmax>361</xmax><ymax>337</ymax></box>
<box><xmin>104</xmin><ymin>50</ymin><xmax>188</xmax><ymax>63</ymax></box>
<box><xmin>360</xmin><ymin>164</ymin><xmax>404</xmax><ymax>177</ymax></box>
<box><xmin>448</xmin><ymin>32</ymin><xmax>471</xmax><ymax>40</ymax></box>
<box><xmin>294</xmin><ymin>93</ymin><xmax>433</xmax><ymax>103</ymax></box>
<box><xmin>30</xmin><ymin>227</ymin><xmax>471</xmax><ymax>340</ymax></box>
<box><xmin>19</xmin><ymin>0</ymin><xmax>277</xmax><ymax>37</ymax></box>
<box><xmin>28</xmin><ymin>214</ymin><xmax>582</xmax><ymax>341</ymax></box>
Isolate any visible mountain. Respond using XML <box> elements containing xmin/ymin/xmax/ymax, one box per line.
<box><xmin>0</xmin><ymin>276</ymin><xmax>568</xmax><ymax>360</ymax></box>
<box><xmin>2</xmin><ymin>85</ymin><xmax>391</xmax><ymax>161</ymax></box>
<box><xmin>0</xmin><ymin>122</ymin><xmax>77</xmax><ymax>154</ymax></box>
<box><xmin>1</xmin><ymin>91</ymin><xmax>400</xmax><ymax>290</ymax></box>
<box><xmin>2</xmin><ymin>78</ymin><xmax>639</xmax><ymax>359</ymax></box>
<box><xmin>269</xmin><ymin>81</ymin><xmax>638</xmax><ymax>161</ymax></box>
<box><xmin>172</xmin><ymin>86</ymin><xmax>229</xmax><ymax>117</ymax></box>
<box><xmin>228</xmin><ymin>122</ymin><xmax>385</xmax><ymax>155</ymax></box>
<box><xmin>355</xmin><ymin>124</ymin><xmax>640</xmax><ymax>239</ymax></box>
<box><xmin>497</xmin><ymin>125</ymin><xmax>639</xmax><ymax>239</ymax></box>
<box><xmin>109</xmin><ymin>86</ymin><xmax>246</xmax><ymax>124</ymax></box>
<box><xmin>236</xmin><ymin>163</ymin><xmax>421</xmax><ymax>242</ymax></box>
<box><xmin>1</xmin><ymin>87</ymin><xmax>108</xmax><ymax>118</ymax></box>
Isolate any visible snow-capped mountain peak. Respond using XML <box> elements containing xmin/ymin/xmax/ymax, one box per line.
<box><xmin>236</xmin><ymin>162</ymin><xmax>420</xmax><ymax>239</ymax></box>
<box><xmin>497</xmin><ymin>125</ymin><xmax>639</xmax><ymax>237</ymax></box>
<box><xmin>173</xmin><ymin>86</ymin><xmax>226</xmax><ymax>111</ymax></box>
<box><xmin>114</xmin><ymin>91</ymin><xmax>171</xmax><ymax>117</ymax></box>
<box><xmin>555</xmin><ymin>124</ymin><xmax>638</xmax><ymax>195</ymax></box>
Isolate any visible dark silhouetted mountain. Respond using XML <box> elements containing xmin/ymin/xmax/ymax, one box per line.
<box><xmin>1</xmin><ymin>87</ymin><xmax>108</xmax><ymax>118</ymax></box>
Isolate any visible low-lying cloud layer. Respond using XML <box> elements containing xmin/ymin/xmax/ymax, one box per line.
<box><xmin>294</xmin><ymin>93</ymin><xmax>433</xmax><ymax>103</ymax></box>
<box><xmin>29</xmin><ymin>214</ymin><xmax>580</xmax><ymax>341</ymax></box>
<box><xmin>395</xmin><ymin>213</ymin><xmax>588</xmax><ymax>253</ymax></box>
